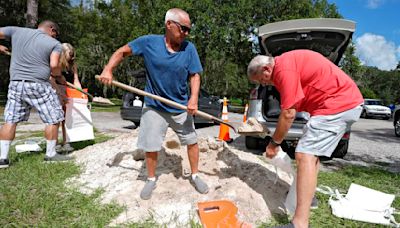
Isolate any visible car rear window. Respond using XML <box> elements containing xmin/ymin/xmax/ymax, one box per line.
<box><xmin>365</xmin><ymin>100</ymin><xmax>384</xmax><ymax>105</ymax></box>
<box><xmin>263</xmin><ymin>31</ymin><xmax>346</xmax><ymax>59</ymax></box>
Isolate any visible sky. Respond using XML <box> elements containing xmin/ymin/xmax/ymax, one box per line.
<box><xmin>328</xmin><ymin>0</ymin><xmax>400</xmax><ymax>70</ymax></box>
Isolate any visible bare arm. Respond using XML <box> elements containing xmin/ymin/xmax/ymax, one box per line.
<box><xmin>72</xmin><ymin>64</ymin><xmax>82</xmax><ymax>88</ymax></box>
<box><xmin>98</xmin><ymin>44</ymin><xmax>133</xmax><ymax>85</ymax></box>
<box><xmin>50</xmin><ymin>51</ymin><xmax>61</xmax><ymax>77</ymax></box>
<box><xmin>0</xmin><ymin>29</ymin><xmax>5</xmax><ymax>39</ymax></box>
<box><xmin>187</xmin><ymin>73</ymin><xmax>201</xmax><ymax>115</ymax></box>
<box><xmin>0</xmin><ymin>30</ymin><xmax>10</xmax><ymax>54</ymax></box>
<box><xmin>265</xmin><ymin>107</ymin><xmax>296</xmax><ymax>158</ymax></box>
<box><xmin>50</xmin><ymin>51</ymin><xmax>66</xmax><ymax>85</ymax></box>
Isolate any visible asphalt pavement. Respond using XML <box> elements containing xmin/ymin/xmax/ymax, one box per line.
<box><xmin>5</xmin><ymin>110</ymin><xmax>399</xmax><ymax>172</ymax></box>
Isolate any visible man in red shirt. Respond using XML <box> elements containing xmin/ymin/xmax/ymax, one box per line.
<box><xmin>247</xmin><ymin>50</ymin><xmax>363</xmax><ymax>228</ymax></box>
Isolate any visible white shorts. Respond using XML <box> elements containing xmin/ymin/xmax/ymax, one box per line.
<box><xmin>137</xmin><ymin>105</ymin><xmax>197</xmax><ymax>152</ymax></box>
<box><xmin>296</xmin><ymin>105</ymin><xmax>362</xmax><ymax>157</ymax></box>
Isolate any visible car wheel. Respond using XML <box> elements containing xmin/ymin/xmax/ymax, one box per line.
<box><xmin>331</xmin><ymin>140</ymin><xmax>349</xmax><ymax>159</ymax></box>
<box><xmin>395</xmin><ymin>118</ymin><xmax>400</xmax><ymax>137</ymax></box>
<box><xmin>361</xmin><ymin>110</ymin><xmax>367</xmax><ymax>118</ymax></box>
<box><xmin>281</xmin><ymin>144</ymin><xmax>295</xmax><ymax>160</ymax></box>
<box><xmin>245</xmin><ymin>136</ymin><xmax>260</xmax><ymax>150</ymax></box>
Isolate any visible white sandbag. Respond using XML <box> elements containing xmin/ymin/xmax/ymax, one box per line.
<box><xmin>284</xmin><ymin>175</ymin><xmax>297</xmax><ymax>215</ymax></box>
<box><xmin>65</xmin><ymin>98</ymin><xmax>94</xmax><ymax>143</ymax></box>
<box><xmin>15</xmin><ymin>142</ymin><xmax>41</xmax><ymax>153</ymax></box>
<box><xmin>327</xmin><ymin>183</ymin><xmax>398</xmax><ymax>227</ymax></box>
<box><xmin>264</xmin><ymin>146</ymin><xmax>297</xmax><ymax>215</ymax></box>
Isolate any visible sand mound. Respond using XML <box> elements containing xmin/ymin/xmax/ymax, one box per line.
<box><xmin>68</xmin><ymin>129</ymin><xmax>292</xmax><ymax>227</ymax></box>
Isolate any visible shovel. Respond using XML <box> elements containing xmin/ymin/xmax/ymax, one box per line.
<box><xmin>95</xmin><ymin>75</ymin><xmax>237</xmax><ymax>132</ymax></box>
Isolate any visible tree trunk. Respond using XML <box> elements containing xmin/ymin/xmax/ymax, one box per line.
<box><xmin>26</xmin><ymin>0</ymin><xmax>38</xmax><ymax>28</ymax></box>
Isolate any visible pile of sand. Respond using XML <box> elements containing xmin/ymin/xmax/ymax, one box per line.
<box><xmin>68</xmin><ymin>129</ymin><xmax>292</xmax><ymax>227</ymax></box>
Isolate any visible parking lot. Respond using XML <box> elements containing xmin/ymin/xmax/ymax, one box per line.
<box><xmin>11</xmin><ymin>110</ymin><xmax>399</xmax><ymax>172</ymax></box>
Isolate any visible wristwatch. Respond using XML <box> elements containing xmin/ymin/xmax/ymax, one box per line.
<box><xmin>269</xmin><ymin>138</ymin><xmax>281</xmax><ymax>147</ymax></box>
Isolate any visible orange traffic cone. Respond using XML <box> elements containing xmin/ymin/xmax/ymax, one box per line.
<box><xmin>243</xmin><ymin>103</ymin><xmax>249</xmax><ymax>123</ymax></box>
<box><xmin>218</xmin><ymin>97</ymin><xmax>232</xmax><ymax>142</ymax></box>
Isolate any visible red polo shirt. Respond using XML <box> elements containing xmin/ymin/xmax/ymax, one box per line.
<box><xmin>272</xmin><ymin>50</ymin><xmax>363</xmax><ymax>116</ymax></box>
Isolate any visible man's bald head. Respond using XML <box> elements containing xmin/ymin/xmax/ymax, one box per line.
<box><xmin>38</xmin><ymin>20</ymin><xmax>59</xmax><ymax>38</ymax></box>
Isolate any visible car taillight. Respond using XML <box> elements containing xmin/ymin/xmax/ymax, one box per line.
<box><xmin>342</xmin><ymin>132</ymin><xmax>350</xmax><ymax>139</ymax></box>
<box><xmin>249</xmin><ymin>87</ymin><xmax>258</xmax><ymax>100</ymax></box>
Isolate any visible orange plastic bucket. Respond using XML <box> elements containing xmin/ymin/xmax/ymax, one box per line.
<box><xmin>66</xmin><ymin>87</ymin><xmax>88</xmax><ymax>99</ymax></box>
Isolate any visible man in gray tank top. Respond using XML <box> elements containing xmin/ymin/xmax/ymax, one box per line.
<box><xmin>0</xmin><ymin>20</ymin><xmax>73</xmax><ymax>169</ymax></box>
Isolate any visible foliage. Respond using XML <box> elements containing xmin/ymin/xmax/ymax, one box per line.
<box><xmin>360</xmin><ymin>66</ymin><xmax>400</xmax><ymax>104</ymax></box>
<box><xmin>1</xmin><ymin>0</ymin><xmax>345</xmax><ymax>100</ymax></box>
<box><xmin>340</xmin><ymin>43</ymin><xmax>365</xmax><ymax>84</ymax></box>
<box><xmin>360</xmin><ymin>87</ymin><xmax>378</xmax><ymax>99</ymax></box>
<box><xmin>2</xmin><ymin>0</ymin><xmax>399</xmax><ymax>104</ymax></box>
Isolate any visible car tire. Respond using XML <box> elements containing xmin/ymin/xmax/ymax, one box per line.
<box><xmin>281</xmin><ymin>144</ymin><xmax>295</xmax><ymax>160</ymax></box>
<box><xmin>331</xmin><ymin>140</ymin><xmax>349</xmax><ymax>159</ymax></box>
<box><xmin>395</xmin><ymin>118</ymin><xmax>400</xmax><ymax>137</ymax></box>
<box><xmin>245</xmin><ymin>136</ymin><xmax>260</xmax><ymax>150</ymax></box>
<box><xmin>361</xmin><ymin>110</ymin><xmax>368</xmax><ymax>118</ymax></box>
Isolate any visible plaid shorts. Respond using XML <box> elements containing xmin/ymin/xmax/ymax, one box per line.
<box><xmin>4</xmin><ymin>81</ymin><xmax>64</xmax><ymax>124</ymax></box>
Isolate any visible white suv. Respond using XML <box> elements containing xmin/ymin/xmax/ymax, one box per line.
<box><xmin>361</xmin><ymin>99</ymin><xmax>391</xmax><ymax>120</ymax></box>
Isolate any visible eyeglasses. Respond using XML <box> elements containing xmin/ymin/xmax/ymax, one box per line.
<box><xmin>170</xmin><ymin>20</ymin><xmax>191</xmax><ymax>34</ymax></box>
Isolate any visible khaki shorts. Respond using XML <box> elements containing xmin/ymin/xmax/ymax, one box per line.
<box><xmin>137</xmin><ymin>105</ymin><xmax>197</xmax><ymax>152</ymax></box>
<box><xmin>296</xmin><ymin>105</ymin><xmax>362</xmax><ymax>157</ymax></box>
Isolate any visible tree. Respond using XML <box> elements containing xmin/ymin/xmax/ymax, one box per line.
<box><xmin>26</xmin><ymin>0</ymin><xmax>39</xmax><ymax>27</ymax></box>
<box><xmin>340</xmin><ymin>43</ymin><xmax>365</xmax><ymax>85</ymax></box>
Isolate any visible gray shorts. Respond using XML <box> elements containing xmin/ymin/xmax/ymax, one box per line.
<box><xmin>4</xmin><ymin>81</ymin><xmax>64</xmax><ymax>124</ymax></box>
<box><xmin>296</xmin><ymin>105</ymin><xmax>362</xmax><ymax>157</ymax></box>
<box><xmin>137</xmin><ymin>105</ymin><xmax>197</xmax><ymax>152</ymax></box>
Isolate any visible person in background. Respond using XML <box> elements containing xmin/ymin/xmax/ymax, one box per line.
<box><xmin>0</xmin><ymin>20</ymin><xmax>73</xmax><ymax>169</ymax></box>
<box><xmin>51</xmin><ymin>43</ymin><xmax>82</xmax><ymax>152</ymax></box>
<box><xmin>98</xmin><ymin>8</ymin><xmax>209</xmax><ymax>200</ymax></box>
<box><xmin>247</xmin><ymin>50</ymin><xmax>363</xmax><ymax>228</ymax></box>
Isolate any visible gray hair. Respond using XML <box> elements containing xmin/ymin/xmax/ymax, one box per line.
<box><xmin>165</xmin><ymin>8</ymin><xmax>189</xmax><ymax>24</ymax></box>
<box><xmin>247</xmin><ymin>55</ymin><xmax>274</xmax><ymax>78</ymax></box>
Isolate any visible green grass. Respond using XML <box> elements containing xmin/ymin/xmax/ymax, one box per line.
<box><xmin>261</xmin><ymin>165</ymin><xmax>400</xmax><ymax>228</ymax></box>
<box><xmin>90</xmin><ymin>98</ymin><xmax>122</xmax><ymax>112</ymax></box>
<box><xmin>0</xmin><ymin>131</ymin><xmax>122</xmax><ymax>226</ymax></box>
<box><xmin>1</xmin><ymin>126</ymin><xmax>399</xmax><ymax>227</ymax></box>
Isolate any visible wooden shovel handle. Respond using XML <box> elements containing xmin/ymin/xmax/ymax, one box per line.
<box><xmin>95</xmin><ymin>75</ymin><xmax>237</xmax><ymax>132</ymax></box>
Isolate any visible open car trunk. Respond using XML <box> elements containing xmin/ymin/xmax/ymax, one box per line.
<box><xmin>257</xmin><ymin>18</ymin><xmax>355</xmax><ymax>124</ymax></box>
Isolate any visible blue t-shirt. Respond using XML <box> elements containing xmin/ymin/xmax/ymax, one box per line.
<box><xmin>128</xmin><ymin>35</ymin><xmax>203</xmax><ymax>113</ymax></box>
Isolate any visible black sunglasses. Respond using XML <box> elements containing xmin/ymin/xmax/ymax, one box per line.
<box><xmin>170</xmin><ymin>20</ymin><xmax>191</xmax><ymax>34</ymax></box>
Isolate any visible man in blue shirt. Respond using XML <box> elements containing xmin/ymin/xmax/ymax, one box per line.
<box><xmin>98</xmin><ymin>8</ymin><xmax>209</xmax><ymax>200</ymax></box>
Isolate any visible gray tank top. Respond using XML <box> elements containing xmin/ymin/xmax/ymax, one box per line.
<box><xmin>0</xmin><ymin>26</ymin><xmax>62</xmax><ymax>82</ymax></box>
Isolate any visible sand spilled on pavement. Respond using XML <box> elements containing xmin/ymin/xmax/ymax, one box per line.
<box><xmin>68</xmin><ymin>129</ymin><xmax>293</xmax><ymax>227</ymax></box>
